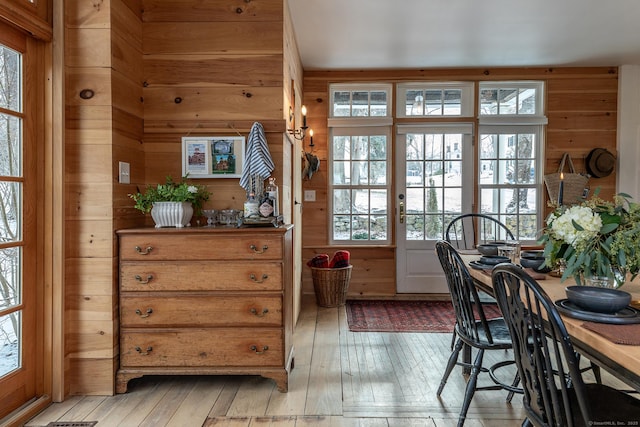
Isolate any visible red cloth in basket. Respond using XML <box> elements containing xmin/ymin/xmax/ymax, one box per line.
<box><xmin>307</xmin><ymin>254</ymin><xmax>330</xmax><ymax>268</ymax></box>
<box><xmin>329</xmin><ymin>250</ymin><xmax>351</xmax><ymax>268</ymax></box>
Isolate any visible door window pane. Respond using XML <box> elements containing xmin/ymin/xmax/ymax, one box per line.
<box><xmin>0</xmin><ymin>182</ymin><xmax>21</xmax><ymax>241</ymax></box>
<box><xmin>0</xmin><ymin>247</ymin><xmax>20</xmax><ymax>308</ymax></box>
<box><xmin>0</xmin><ymin>311</ymin><xmax>20</xmax><ymax>376</ymax></box>
<box><xmin>0</xmin><ymin>46</ymin><xmax>20</xmax><ymax>112</ymax></box>
<box><xmin>0</xmin><ymin>114</ymin><xmax>21</xmax><ymax>176</ymax></box>
<box><xmin>404</xmin><ymin>132</ymin><xmax>465</xmax><ymax>241</ymax></box>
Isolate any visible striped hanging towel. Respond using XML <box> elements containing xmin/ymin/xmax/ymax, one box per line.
<box><xmin>240</xmin><ymin>122</ymin><xmax>275</xmax><ymax>192</ymax></box>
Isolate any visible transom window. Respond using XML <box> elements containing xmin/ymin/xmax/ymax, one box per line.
<box><xmin>479</xmin><ymin>81</ymin><xmax>544</xmax><ymax>117</ymax></box>
<box><xmin>330</xmin><ymin>84</ymin><xmax>391</xmax><ymax>118</ymax></box>
<box><xmin>397</xmin><ymin>82</ymin><xmax>474</xmax><ymax>117</ymax></box>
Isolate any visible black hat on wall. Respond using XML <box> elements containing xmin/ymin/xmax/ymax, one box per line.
<box><xmin>585</xmin><ymin>148</ymin><xmax>616</xmax><ymax>178</ymax></box>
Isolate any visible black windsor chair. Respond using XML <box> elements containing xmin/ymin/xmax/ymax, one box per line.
<box><xmin>492</xmin><ymin>263</ymin><xmax>640</xmax><ymax>427</ymax></box>
<box><xmin>445</xmin><ymin>213</ymin><xmax>515</xmax><ymax>250</ymax></box>
<box><xmin>445</xmin><ymin>213</ymin><xmax>514</xmax><ymax>349</ymax></box>
<box><xmin>435</xmin><ymin>240</ymin><xmax>521</xmax><ymax>427</ymax></box>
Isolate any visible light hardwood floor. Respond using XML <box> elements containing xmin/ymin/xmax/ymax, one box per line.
<box><xmin>24</xmin><ymin>295</ymin><xmax>616</xmax><ymax>427</ymax></box>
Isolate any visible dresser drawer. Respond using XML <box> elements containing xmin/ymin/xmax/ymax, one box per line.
<box><xmin>119</xmin><ymin>234</ymin><xmax>282</xmax><ymax>261</ymax></box>
<box><xmin>120</xmin><ymin>328</ymin><xmax>283</xmax><ymax>367</ymax></box>
<box><xmin>120</xmin><ymin>295</ymin><xmax>282</xmax><ymax>327</ymax></box>
<box><xmin>120</xmin><ymin>261</ymin><xmax>282</xmax><ymax>292</ymax></box>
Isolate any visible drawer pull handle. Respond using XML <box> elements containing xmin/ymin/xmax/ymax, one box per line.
<box><xmin>250</xmin><ymin>273</ymin><xmax>268</xmax><ymax>283</ymax></box>
<box><xmin>135</xmin><ymin>346</ymin><xmax>153</xmax><ymax>355</ymax></box>
<box><xmin>249</xmin><ymin>244</ymin><xmax>268</xmax><ymax>254</ymax></box>
<box><xmin>250</xmin><ymin>345</ymin><xmax>269</xmax><ymax>355</ymax></box>
<box><xmin>135</xmin><ymin>308</ymin><xmax>153</xmax><ymax>318</ymax></box>
<box><xmin>250</xmin><ymin>307</ymin><xmax>269</xmax><ymax>317</ymax></box>
<box><xmin>135</xmin><ymin>274</ymin><xmax>153</xmax><ymax>284</ymax></box>
<box><xmin>135</xmin><ymin>246</ymin><xmax>153</xmax><ymax>255</ymax></box>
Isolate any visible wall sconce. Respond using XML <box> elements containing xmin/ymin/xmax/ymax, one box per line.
<box><xmin>288</xmin><ymin>105</ymin><xmax>308</xmax><ymax>140</ymax></box>
<box><xmin>308</xmin><ymin>129</ymin><xmax>314</xmax><ymax>147</ymax></box>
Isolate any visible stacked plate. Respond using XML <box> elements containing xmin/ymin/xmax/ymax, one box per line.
<box><xmin>556</xmin><ymin>286</ymin><xmax>639</xmax><ymax>324</ymax></box>
<box><xmin>469</xmin><ymin>255</ymin><xmax>510</xmax><ymax>270</ymax></box>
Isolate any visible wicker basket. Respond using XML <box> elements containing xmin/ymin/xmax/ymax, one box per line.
<box><xmin>310</xmin><ymin>265</ymin><xmax>352</xmax><ymax>307</ymax></box>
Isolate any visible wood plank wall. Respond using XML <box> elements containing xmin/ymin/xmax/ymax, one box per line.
<box><xmin>64</xmin><ymin>0</ymin><xmax>144</xmax><ymax>395</ymax></box>
<box><xmin>63</xmin><ymin>0</ymin><xmax>300</xmax><ymax>395</ymax></box>
<box><xmin>301</xmin><ymin>68</ymin><xmax>619</xmax><ymax>297</ymax></box>
<box><xmin>141</xmin><ymin>0</ymin><xmax>288</xmax><ymax>214</ymax></box>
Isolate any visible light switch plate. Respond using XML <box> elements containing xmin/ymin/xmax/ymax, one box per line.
<box><xmin>119</xmin><ymin>161</ymin><xmax>130</xmax><ymax>184</ymax></box>
<box><xmin>304</xmin><ymin>190</ymin><xmax>316</xmax><ymax>201</ymax></box>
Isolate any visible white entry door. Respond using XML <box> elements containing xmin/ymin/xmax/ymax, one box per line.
<box><xmin>396</xmin><ymin>124</ymin><xmax>474</xmax><ymax>293</ymax></box>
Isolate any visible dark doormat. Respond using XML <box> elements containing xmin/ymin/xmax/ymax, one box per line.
<box><xmin>345</xmin><ymin>299</ymin><xmax>502</xmax><ymax>332</ymax></box>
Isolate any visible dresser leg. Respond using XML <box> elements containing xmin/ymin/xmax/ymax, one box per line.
<box><xmin>262</xmin><ymin>371</ymin><xmax>289</xmax><ymax>393</ymax></box>
<box><xmin>116</xmin><ymin>371</ymin><xmax>144</xmax><ymax>394</ymax></box>
<box><xmin>275</xmin><ymin>375</ymin><xmax>289</xmax><ymax>393</ymax></box>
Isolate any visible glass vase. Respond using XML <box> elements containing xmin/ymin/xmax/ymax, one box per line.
<box><xmin>579</xmin><ymin>266</ymin><xmax>626</xmax><ymax>289</ymax></box>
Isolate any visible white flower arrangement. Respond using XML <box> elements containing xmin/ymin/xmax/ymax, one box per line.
<box><xmin>540</xmin><ymin>191</ymin><xmax>640</xmax><ymax>286</ymax></box>
<box><xmin>548</xmin><ymin>205</ymin><xmax>602</xmax><ymax>248</ymax></box>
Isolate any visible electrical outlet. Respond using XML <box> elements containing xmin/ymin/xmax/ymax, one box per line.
<box><xmin>119</xmin><ymin>161</ymin><xmax>130</xmax><ymax>184</ymax></box>
<box><xmin>304</xmin><ymin>190</ymin><xmax>316</xmax><ymax>201</ymax></box>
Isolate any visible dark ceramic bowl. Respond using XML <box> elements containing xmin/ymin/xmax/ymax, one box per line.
<box><xmin>565</xmin><ymin>285</ymin><xmax>632</xmax><ymax>314</ymax></box>
<box><xmin>521</xmin><ymin>250</ymin><xmax>544</xmax><ymax>259</ymax></box>
<box><xmin>479</xmin><ymin>255</ymin><xmax>511</xmax><ymax>265</ymax></box>
<box><xmin>477</xmin><ymin>244</ymin><xmax>499</xmax><ymax>256</ymax></box>
<box><xmin>519</xmin><ymin>256</ymin><xmax>544</xmax><ymax>269</ymax></box>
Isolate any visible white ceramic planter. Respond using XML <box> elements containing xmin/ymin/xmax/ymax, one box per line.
<box><xmin>150</xmin><ymin>201</ymin><xmax>193</xmax><ymax>228</ymax></box>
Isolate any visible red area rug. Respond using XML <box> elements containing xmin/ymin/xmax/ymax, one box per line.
<box><xmin>345</xmin><ymin>300</ymin><xmax>503</xmax><ymax>333</ymax></box>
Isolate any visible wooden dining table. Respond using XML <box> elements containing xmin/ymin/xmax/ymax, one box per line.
<box><xmin>461</xmin><ymin>254</ymin><xmax>640</xmax><ymax>392</ymax></box>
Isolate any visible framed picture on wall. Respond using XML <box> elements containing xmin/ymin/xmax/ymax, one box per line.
<box><xmin>182</xmin><ymin>136</ymin><xmax>245</xmax><ymax>178</ymax></box>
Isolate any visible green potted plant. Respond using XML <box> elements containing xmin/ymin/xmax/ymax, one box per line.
<box><xmin>129</xmin><ymin>175</ymin><xmax>210</xmax><ymax>227</ymax></box>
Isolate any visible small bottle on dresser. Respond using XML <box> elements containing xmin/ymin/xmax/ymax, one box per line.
<box><xmin>267</xmin><ymin>177</ymin><xmax>279</xmax><ymax>217</ymax></box>
<box><xmin>244</xmin><ymin>192</ymin><xmax>259</xmax><ymax>219</ymax></box>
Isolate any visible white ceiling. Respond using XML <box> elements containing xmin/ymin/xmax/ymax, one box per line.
<box><xmin>288</xmin><ymin>0</ymin><xmax>640</xmax><ymax>70</ymax></box>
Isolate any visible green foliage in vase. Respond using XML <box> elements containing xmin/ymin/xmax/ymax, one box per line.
<box><xmin>539</xmin><ymin>188</ymin><xmax>640</xmax><ymax>285</ymax></box>
<box><xmin>128</xmin><ymin>175</ymin><xmax>210</xmax><ymax>215</ymax></box>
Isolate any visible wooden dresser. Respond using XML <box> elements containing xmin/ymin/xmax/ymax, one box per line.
<box><xmin>115</xmin><ymin>225</ymin><xmax>294</xmax><ymax>393</ymax></box>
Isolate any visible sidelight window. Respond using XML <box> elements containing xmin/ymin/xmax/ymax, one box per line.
<box><xmin>478</xmin><ymin>81</ymin><xmax>546</xmax><ymax>242</ymax></box>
